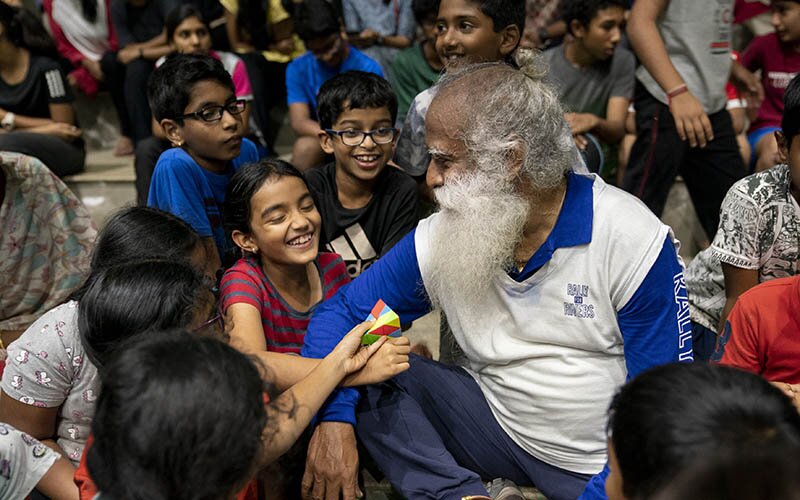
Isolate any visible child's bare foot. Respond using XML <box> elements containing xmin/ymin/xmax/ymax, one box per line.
<box><xmin>113</xmin><ymin>136</ymin><xmax>134</xmax><ymax>156</ymax></box>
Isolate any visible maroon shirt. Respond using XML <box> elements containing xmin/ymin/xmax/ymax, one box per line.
<box><xmin>743</xmin><ymin>33</ymin><xmax>800</xmax><ymax>132</ymax></box>
<box><xmin>220</xmin><ymin>252</ymin><xmax>350</xmax><ymax>353</ymax></box>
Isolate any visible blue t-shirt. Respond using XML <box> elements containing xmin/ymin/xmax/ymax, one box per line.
<box><xmin>285</xmin><ymin>45</ymin><xmax>384</xmax><ymax>118</ymax></box>
<box><xmin>147</xmin><ymin>138</ymin><xmax>260</xmax><ymax>257</ymax></box>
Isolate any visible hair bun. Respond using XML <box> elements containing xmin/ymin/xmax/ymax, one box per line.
<box><xmin>512</xmin><ymin>48</ymin><xmax>548</xmax><ymax>82</ymax></box>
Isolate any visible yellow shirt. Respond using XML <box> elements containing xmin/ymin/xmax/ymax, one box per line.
<box><xmin>220</xmin><ymin>0</ymin><xmax>306</xmax><ymax>63</ymax></box>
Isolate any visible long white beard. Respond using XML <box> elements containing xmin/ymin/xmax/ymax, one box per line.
<box><xmin>425</xmin><ymin>169</ymin><xmax>529</xmax><ymax>316</ymax></box>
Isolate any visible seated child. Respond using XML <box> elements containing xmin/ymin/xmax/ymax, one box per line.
<box><xmin>743</xmin><ymin>0</ymin><xmax>800</xmax><ymax>172</ymax></box>
<box><xmin>286</xmin><ymin>0</ymin><xmax>384</xmax><ymax>171</ymax></box>
<box><xmin>544</xmin><ymin>0</ymin><xmax>633</xmax><ymax>174</ymax></box>
<box><xmin>713</xmin><ymin>275</ymin><xmax>800</xmax><ymax>410</ymax></box>
<box><xmin>311</xmin><ymin>71</ymin><xmax>418</xmax><ymax>278</ymax></box>
<box><xmin>685</xmin><ymin>73</ymin><xmax>800</xmax><ymax>361</ymax></box>
<box><xmin>146</xmin><ymin>54</ymin><xmax>261</xmax><ymax>272</ymax></box>
<box><xmin>600</xmin><ymin>363</ymin><xmax>800</xmax><ymax>500</ymax></box>
<box><xmin>88</xmin><ymin>324</ymin><xmax>407</xmax><ymax>499</ymax></box>
<box><xmin>390</xmin><ymin>0</ymin><xmax>443</xmax><ymax>125</ymax></box>
<box><xmin>342</xmin><ymin>0</ymin><xmax>415</xmax><ymax>82</ymax></box>
<box><xmin>136</xmin><ymin>3</ymin><xmax>261</xmax><ymax>205</ymax></box>
<box><xmin>393</xmin><ymin>0</ymin><xmax>523</xmax><ymax>182</ymax></box>
<box><xmin>220</xmin><ymin>159</ymin><xmax>351</xmax><ymax>354</ymax></box>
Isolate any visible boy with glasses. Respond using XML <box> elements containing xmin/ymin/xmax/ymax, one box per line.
<box><xmin>147</xmin><ymin>54</ymin><xmax>261</xmax><ymax>273</ymax></box>
<box><xmin>287</xmin><ymin>0</ymin><xmax>384</xmax><ymax>171</ymax></box>
<box><xmin>308</xmin><ymin>71</ymin><xmax>418</xmax><ymax>278</ymax></box>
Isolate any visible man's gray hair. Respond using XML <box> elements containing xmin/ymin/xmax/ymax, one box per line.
<box><xmin>436</xmin><ymin>49</ymin><xmax>574</xmax><ymax>189</ymax></box>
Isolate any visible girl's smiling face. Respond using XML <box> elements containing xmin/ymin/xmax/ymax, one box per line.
<box><xmin>243</xmin><ymin>175</ymin><xmax>321</xmax><ymax>268</ymax></box>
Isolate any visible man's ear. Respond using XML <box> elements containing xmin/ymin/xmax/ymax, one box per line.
<box><xmin>231</xmin><ymin>230</ymin><xmax>256</xmax><ymax>254</ymax></box>
<box><xmin>506</xmin><ymin>141</ymin><xmax>526</xmax><ymax>179</ymax></box>
<box><xmin>160</xmin><ymin>119</ymin><xmax>184</xmax><ymax>147</ymax></box>
<box><xmin>319</xmin><ymin>130</ymin><xmax>336</xmax><ymax>154</ymax></box>
<box><xmin>499</xmin><ymin>24</ymin><xmax>522</xmax><ymax>57</ymax></box>
<box><xmin>776</xmin><ymin>130</ymin><xmax>789</xmax><ymax>164</ymax></box>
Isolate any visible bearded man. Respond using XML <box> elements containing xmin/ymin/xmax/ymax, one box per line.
<box><xmin>300</xmin><ymin>56</ymin><xmax>693</xmax><ymax>500</ymax></box>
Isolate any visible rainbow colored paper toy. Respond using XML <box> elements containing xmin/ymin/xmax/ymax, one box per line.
<box><xmin>361</xmin><ymin>299</ymin><xmax>401</xmax><ymax>345</ymax></box>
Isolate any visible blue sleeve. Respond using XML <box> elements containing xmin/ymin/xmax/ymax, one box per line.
<box><xmin>617</xmin><ymin>235</ymin><xmax>694</xmax><ymax>379</ymax></box>
<box><xmin>147</xmin><ymin>152</ymin><xmax>213</xmax><ymax>237</ymax></box>
<box><xmin>233</xmin><ymin>138</ymin><xmax>261</xmax><ymax>167</ymax></box>
<box><xmin>301</xmin><ymin>229</ymin><xmax>432</xmax><ymax>424</ymax></box>
<box><xmin>579</xmin><ymin>464</ymin><xmax>609</xmax><ymax>500</ymax></box>
<box><xmin>579</xmin><ymin>237</ymin><xmax>691</xmax><ymax>500</ymax></box>
<box><xmin>285</xmin><ymin>58</ymin><xmax>308</xmax><ymax>106</ymax></box>
<box><xmin>372</xmin><ymin>60</ymin><xmax>385</xmax><ymax>78</ymax></box>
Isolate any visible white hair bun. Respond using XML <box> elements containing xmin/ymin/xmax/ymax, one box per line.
<box><xmin>513</xmin><ymin>48</ymin><xmax>548</xmax><ymax>81</ymax></box>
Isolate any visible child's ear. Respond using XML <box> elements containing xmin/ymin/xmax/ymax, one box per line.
<box><xmin>570</xmin><ymin>20</ymin><xmax>585</xmax><ymax>39</ymax></box>
<box><xmin>319</xmin><ymin>130</ymin><xmax>336</xmax><ymax>154</ymax></box>
<box><xmin>231</xmin><ymin>230</ymin><xmax>258</xmax><ymax>255</ymax></box>
<box><xmin>776</xmin><ymin>131</ymin><xmax>789</xmax><ymax>164</ymax></box>
<box><xmin>160</xmin><ymin>119</ymin><xmax>185</xmax><ymax>147</ymax></box>
<box><xmin>499</xmin><ymin>24</ymin><xmax>522</xmax><ymax>58</ymax></box>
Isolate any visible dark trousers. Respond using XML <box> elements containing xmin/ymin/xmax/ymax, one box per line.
<box><xmin>99</xmin><ymin>52</ymin><xmax>132</xmax><ymax>138</ymax></box>
<box><xmin>134</xmin><ymin>136</ymin><xmax>170</xmax><ymax>205</ymax></box>
<box><xmin>238</xmin><ymin>53</ymin><xmax>287</xmax><ymax>149</ymax></box>
<box><xmin>623</xmin><ymin>82</ymin><xmax>746</xmax><ymax>240</ymax></box>
<box><xmin>122</xmin><ymin>58</ymin><xmax>155</xmax><ymax>144</ymax></box>
<box><xmin>0</xmin><ymin>132</ymin><xmax>85</xmax><ymax>177</ymax></box>
<box><xmin>356</xmin><ymin>355</ymin><xmax>593</xmax><ymax>500</ymax></box>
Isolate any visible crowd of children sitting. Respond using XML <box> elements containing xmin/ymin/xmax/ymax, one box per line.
<box><xmin>2</xmin><ymin>0</ymin><xmax>800</xmax><ymax>498</ymax></box>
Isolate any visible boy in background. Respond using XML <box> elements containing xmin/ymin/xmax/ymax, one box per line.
<box><xmin>286</xmin><ymin>0</ymin><xmax>384</xmax><ymax>171</ymax></box>
<box><xmin>393</xmin><ymin>0</ymin><xmax>523</xmax><ymax>183</ymax></box>
<box><xmin>147</xmin><ymin>54</ymin><xmax>260</xmax><ymax>273</ymax></box>
<box><xmin>545</xmin><ymin>0</ymin><xmax>633</xmax><ymax>173</ymax></box>
<box><xmin>390</xmin><ymin>0</ymin><xmax>444</xmax><ymax>125</ymax></box>
<box><xmin>310</xmin><ymin>71</ymin><xmax>418</xmax><ymax>279</ymax></box>
<box><xmin>743</xmin><ymin>0</ymin><xmax>800</xmax><ymax>172</ymax></box>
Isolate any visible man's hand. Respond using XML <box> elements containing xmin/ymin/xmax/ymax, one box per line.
<box><xmin>302</xmin><ymin>422</ymin><xmax>361</xmax><ymax>500</ymax></box>
<box><xmin>270</xmin><ymin>37</ymin><xmax>296</xmax><ymax>55</ymax></box>
<box><xmin>81</xmin><ymin>59</ymin><xmax>104</xmax><ymax>81</ymax></box>
<box><xmin>565</xmin><ymin>112</ymin><xmax>599</xmax><ymax>136</ymax></box>
<box><xmin>39</xmin><ymin>122</ymin><xmax>82</xmax><ymax>140</ymax></box>
<box><xmin>354</xmin><ymin>29</ymin><xmax>379</xmax><ymax>48</ymax></box>
<box><xmin>669</xmin><ymin>91</ymin><xmax>713</xmax><ymax>148</ymax></box>
<box><xmin>730</xmin><ymin>60</ymin><xmax>764</xmax><ymax>108</ymax></box>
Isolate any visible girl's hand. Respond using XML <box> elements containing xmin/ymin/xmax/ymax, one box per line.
<box><xmin>326</xmin><ymin>321</ymin><xmax>384</xmax><ymax>375</ymax></box>
<box><xmin>344</xmin><ymin>336</ymin><xmax>411</xmax><ymax>386</ymax></box>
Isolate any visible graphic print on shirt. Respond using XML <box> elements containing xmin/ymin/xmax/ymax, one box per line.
<box><xmin>711</xmin><ymin>0</ymin><xmax>733</xmax><ymax>55</ymax></box>
<box><xmin>563</xmin><ymin>283</ymin><xmax>595</xmax><ymax>318</ymax></box>
<box><xmin>326</xmin><ymin>223</ymin><xmax>377</xmax><ymax>278</ymax></box>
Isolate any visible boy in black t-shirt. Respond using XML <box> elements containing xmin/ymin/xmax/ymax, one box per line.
<box><xmin>309</xmin><ymin>70</ymin><xmax>418</xmax><ymax>278</ymax></box>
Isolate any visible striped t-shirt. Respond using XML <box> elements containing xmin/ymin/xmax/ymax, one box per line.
<box><xmin>220</xmin><ymin>253</ymin><xmax>350</xmax><ymax>353</ymax></box>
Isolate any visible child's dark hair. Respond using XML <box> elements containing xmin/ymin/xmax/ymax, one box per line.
<box><xmin>654</xmin><ymin>447</ymin><xmax>800</xmax><ymax>500</ymax></box>
<box><xmin>468</xmin><ymin>0</ymin><xmax>525</xmax><ymax>35</ymax></box>
<box><xmin>293</xmin><ymin>0</ymin><xmax>341</xmax><ymax>41</ymax></box>
<box><xmin>147</xmin><ymin>53</ymin><xmax>234</xmax><ymax>123</ymax></box>
<box><xmin>608</xmin><ymin>363</ymin><xmax>800</xmax><ymax>500</ymax></box>
<box><xmin>88</xmin><ymin>330</ymin><xmax>267</xmax><ymax>500</ymax></box>
<box><xmin>316</xmin><ymin>71</ymin><xmax>398</xmax><ymax>129</ymax></box>
<box><xmin>165</xmin><ymin>4</ymin><xmax>206</xmax><ymax>44</ymax></box>
<box><xmin>71</xmin><ymin>207</ymin><xmax>201</xmax><ymax>301</ymax></box>
<box><xmin>560</xmin><ymin>0</ymin><xmax>626</xmax><ymax>34</ymax></box>
<box><xmin>0</xmin><ymin>3</ymin><xmax>59</xmax><ymax>59</ymax></box>
<box><xmin>237</xmin><ymin>0</ymin><xmax>273</xmax><ymax>50</ymax></box>
<box><xmin>225</xmin><ymin>159</ymin><xmax>309</xmax><ymax>236</ymax></box>
<box><xmin>413</xmin><ymin>0</ymin><xmax>440</xmax><ymax>24</ymax></box>
<box><xmin>782</xmin><ymin>73</ymin><xmax>800</xmax><ymax>143</ymax></box>
<box><xmin>78</xmin><ymin>259</ymin><xmax>212</xmax><ymax>367</ymax></box>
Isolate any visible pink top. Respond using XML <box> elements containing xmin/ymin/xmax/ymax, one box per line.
<box><xmin>743</xmin><ymin>33</ymin><xmax>800</xmax><ymax>132</ymax></box>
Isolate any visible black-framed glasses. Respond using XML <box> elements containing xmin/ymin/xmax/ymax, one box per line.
<box><xmin>179</xmin><ymin>99</ymin><xmax>247</xmax><ymax>123</ymax></box>
<box><xmin>325</xmin><ymin>127</ymin><xmax>398</xmax><ymax>147</ymax></box>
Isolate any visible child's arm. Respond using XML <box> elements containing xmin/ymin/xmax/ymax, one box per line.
<box><xmin>628</xmin><ymin>0</ymin><xmax>712</xmax><ymax>148</ymax></box>
<box><xmin>565</xmin><ymin>96</ymin><xmax>629</xmax><ymax>145</ymax></box>
<box><xmin>288</xmin><ymin>103</ymin><xmax>322</xmax><ymax>137</ymax></box>
<box><xmin>258</xmin><ymin>321</ymin><xmax>390</xmax><ymax>465</ymax></box>
<box><xmin>718</xmin><ymin>263</ymin><xmax>759</xmax><ymax>333</ymax></box>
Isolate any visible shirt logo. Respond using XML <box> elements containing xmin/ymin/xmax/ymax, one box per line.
<box><xmin>326</xmin><ymin>223</ymin><xmax>377</xmax><ymax>278</ymax></box>
<box><xmin>674</xmin><ymin>271</ymin><xmax>694</xmax><ymax>362</ymax></box>
<box><xmin>564</xmin><ymin>283</ymin><xmax>595</xmax><ymax>319</ymax></box>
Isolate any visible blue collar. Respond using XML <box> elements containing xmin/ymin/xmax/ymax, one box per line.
<box><xmin>509</xmin><ymin>172</ymin><xmax>595</xmax><ymax>281</ymax></box>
